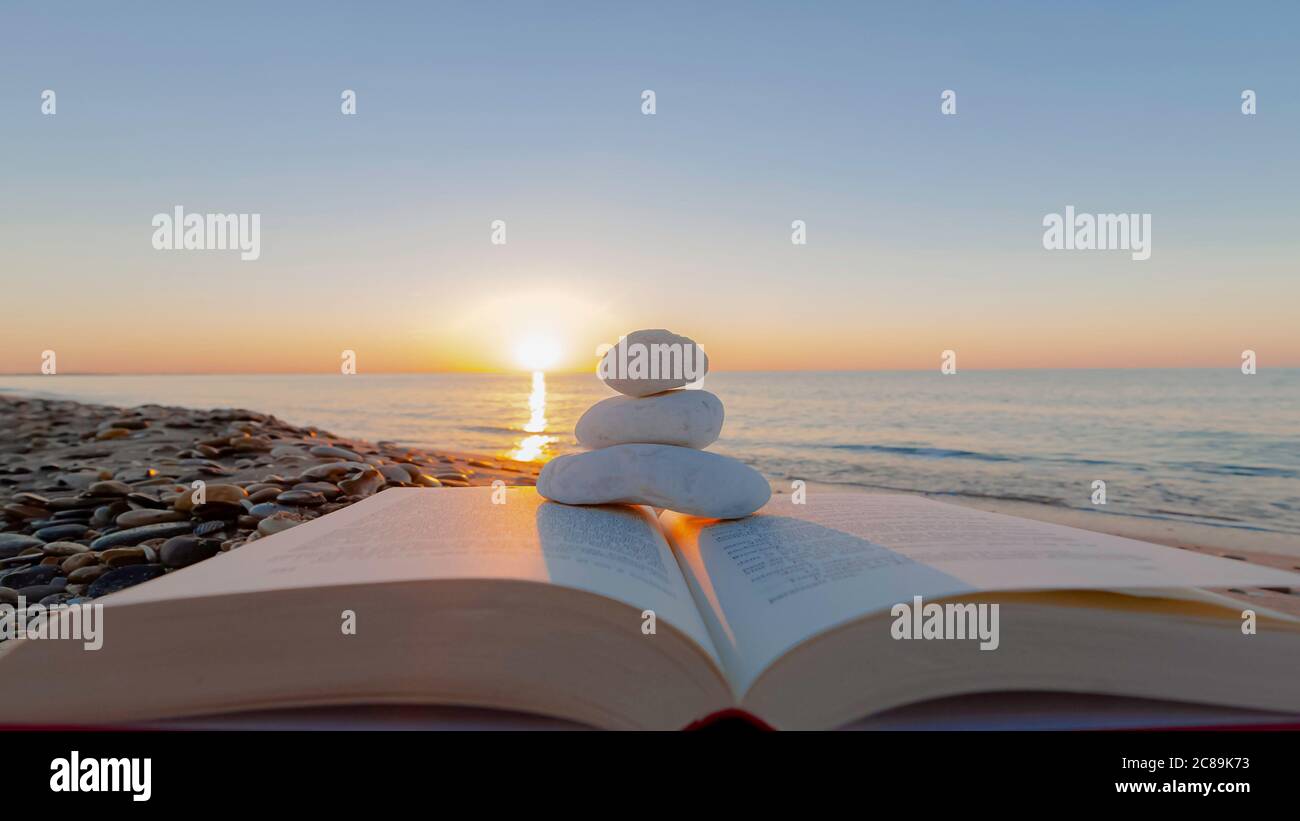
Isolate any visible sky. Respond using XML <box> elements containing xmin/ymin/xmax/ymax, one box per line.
<box><xmin>1</xmin><ymin>1</ymin><xmax>1297</xmax><ymax>374</ymax></box>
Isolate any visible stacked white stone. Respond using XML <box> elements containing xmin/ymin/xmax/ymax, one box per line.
<box><xmin>537</xmin><ymin>329</ymin><xmax>771</xmax><ymax>519</ymax></box>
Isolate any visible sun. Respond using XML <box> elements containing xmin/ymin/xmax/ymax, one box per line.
<box><xmin>513</xmin><ymin>335</ymin><xmax>562</xmax><ymax>371</ymax></box>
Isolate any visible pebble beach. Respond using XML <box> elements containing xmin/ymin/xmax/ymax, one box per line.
<box><xmin>0</xmin><ymin>394</ymin><xmax>539</xmax><ymax>610</ymax></box>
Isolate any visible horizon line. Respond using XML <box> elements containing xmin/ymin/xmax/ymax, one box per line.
<box><xmin>1</xmin><ymin>365</ymin><xmax>1294</xmax><ymax>377</ymax></box>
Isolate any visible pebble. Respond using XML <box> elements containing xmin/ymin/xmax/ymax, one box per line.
<box><xmin>598</xmin><ymin>329</ymin><xmax>710</xmax><ymax>397</ymax></box>
<box><xmin>0</xmin><ymin>555</ymin><xmax>42</xmax><ymax>572</ymax></box>
<box><xmin>193</xmin><ymin>520</ymin><xmax>228</xmax><ymax>537</ymax></box>
<box><xmin>2</xmin><ymin>564</ymin><xmax>61</xmax><ymax>589</ymax></box>
<box><xmin>537</xmin><ymin>444</ymin><xmax>770</xmax><ymax>519</ymax></box>
<box><xmin>125</xmin><ymin>492</ymin><xmax>169</xmax><ymax>509</ymax></box>
<box><xmin>247</xmin><ymin>487</ymin><xmax>282</xmax><ymax>504</ymax></box>
<box><xmin>310</xmin><ymin>445</ymin><xmax>364</xmax><ymax>461</ymax></box>
<box><xmin>247</xmin><ymin>502</ymin><xmax>296</xmax><ymax>519</ymax></box>
<box><xmin>160</xmin><ymin>536</ymin><xmax>221</xmax><ymax>569</ymax></box>
<box><xmin>204</xmin><ymin>484</ymin><xmax>249</xmax><ymax>504</ymax></box>
<box><xmin>173</xmin><ymin>483</ymin><xmax>245</xmax><ymax>511</ymax></box>
<box><xmin>68</xmin><ymin>564</ymin><xmax>108</xmax><ymax>584</ymax></box>
<box><xmin>86</xmin><ymin>480</ymin><xmax>132</xmax><ymax>497</ymax></box>
<box><xmin>87</xmin><ymin>564</ymin><xmax>166</xmax><ymax>598</ymax></box>
<box><xmin>378</xmin><ymin>465</ymin><xmax>412</xmax><ymax>484</ymax></box>
<box><xmin>61</xmin><ymin>552</ymin><xmax>100</xmax><ymax>573</ymax></box>
<box><xmin>576</xmin><ymin>389</ymin><xmax>724</xmax><ymax>450</ymax></box>
<box><xmin>90</xmin><ymin>504</ymin><xmax>120</xmax><ymax>528</ymax></box>
<box><xmin>257</xmin><ymin>512</ymin><xmax>306</xmax><ymax>536</ymax></box>
<box><xmin>22</xmin><ymin>584</ymin><xmax>68</xmax><ymax>602</ymax></box>
<box><xmin>293</xmin><ymin>481</ymin><xmax>342</xmax><ymax>500</ymax></box>
<box><xmin>51</xmin><ymin>508</ymin><xmax>95</xmax><ymax>522</ymax></box>
<box><xmin>89</xmin><ymin>521</ymin><xmax>193</xmax><ymax>551</ymax></box>
<box><xmin>4</xmin><ymin>503</ymin><xmax>48</xmax><ymax>519</ymax></box>
<box><xmin>32</xmin><ymin>523</ymin><xmax>90</xmax><ymax>542</ymax></box>
<box><xmin>338</xmin><ymin>470</ymin><xmax>384</xmax><ymax>498</ymax></box>
<box><xmin>301</xmin><ymin>461</ymin><xmax>371</xmax><ymax>481</ymax></box>
<box><xmin>115</xmin><ymin>508</ymin><xmax>187</xmax><ymax>528</ymax></box>
<box><xmin>276</xmin><ymin>490</ymin><xmax>327</xmax><ymax>506</ymax></box>
<box><xmin>41</xmin><ymin>541</ymin><xmax>90</xmax><ymax>557</ymax></box>
<box><xmin>102</xmin><ymin>547</ymin><xmax>149</xmax><ymax>568</ymax></box>
<box><xmin>0</xmin><ymin>534</ymin><xmax>45</xmax><ymax>559</ymax></box>
<box><xmin>47</xmin><ymin>495</ymin><xmax>106</xmax><ymax>511</ymax></box>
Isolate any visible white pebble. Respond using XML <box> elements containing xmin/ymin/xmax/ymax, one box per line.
<box><xmin>598</xmin><ymin>329</ymin><xmax>709</xmax><ymax>397</ymax></box>
<box><xmin>538</xmin><ymin>444</ymin><xmax>770</xmax><ymax>519</ymax></box>
<box><xmin>576</xmin><ymin>390</ymin><xmax>724</xmax><ymax>450</ymax></box>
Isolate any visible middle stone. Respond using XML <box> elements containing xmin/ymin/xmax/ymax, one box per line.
<box><xmin>575</xmin><ymin>389</ymin><xmax>725</xmax><ymax>450</ymax></box>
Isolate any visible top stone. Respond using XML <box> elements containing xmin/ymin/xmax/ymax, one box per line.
<box><xmin>598</xmin><ymin>329</ymin><xmax>709</xmax><ymax>397</ymax></box>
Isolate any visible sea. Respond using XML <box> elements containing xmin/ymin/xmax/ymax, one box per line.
<box><xmin>2</xmin><ymin>369</ymin><xmax>1298</xmax><ymax>537</ymax></box>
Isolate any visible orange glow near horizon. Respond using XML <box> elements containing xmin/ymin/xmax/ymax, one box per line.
<box><xmin>4</xmin><ymin>281</ymin><xmax>1300</xmax><ymax>374</ymax></box>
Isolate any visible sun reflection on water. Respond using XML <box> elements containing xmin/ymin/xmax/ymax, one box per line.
<box><xmin>509</xmin><ymin>371</ymin><xmax>557</xmax><ymax>462</ymax></box>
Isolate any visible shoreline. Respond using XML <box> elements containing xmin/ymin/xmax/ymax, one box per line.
<box><xmin>3</xmin><ymin>394</ymin><xmax>1297</xmax><ymax>616</ymax></box>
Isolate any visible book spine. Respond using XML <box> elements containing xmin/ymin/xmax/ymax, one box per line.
<box><xmin>682</xmin><ymin>709</ymin><xmax>776</xmax><ymax>732</ymax></box>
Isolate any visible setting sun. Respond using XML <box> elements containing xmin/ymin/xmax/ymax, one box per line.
<box><xmin>513</xmin><ymin>335</ymin><xmax>562</xmax><ymax>372</ymax></box>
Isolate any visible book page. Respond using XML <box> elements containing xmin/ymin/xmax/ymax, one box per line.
<box><xmin>662</xmin><ymin>492</ymin><xmax>1300</xmax><ymax>696</ymax></box>
<box><xmin>108</xmin><ymin>487</ymin><xmax>720</xmax><ymax>665</ymax></box>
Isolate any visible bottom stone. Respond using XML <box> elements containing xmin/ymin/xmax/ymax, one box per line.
<box><xmin>537</xmin><ymin>444</ymin><xmax>771</xmax><ymax>519</ymax></box>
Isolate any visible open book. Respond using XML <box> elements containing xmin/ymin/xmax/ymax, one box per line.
<box><xmin>3</xmin><ymin>487</ymin><xmax>1299</xmax><ymax>730</ymax></box>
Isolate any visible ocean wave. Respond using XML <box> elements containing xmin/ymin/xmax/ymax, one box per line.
<box><xmin>1159</xmin><ymin>461</ymin><xmax>1300</xmax><ymax>479</ymax></box>
<box><xmin>824</xmin><ymin>444</ymin><xmax>1013</xmax><ymax>462</ymax></box>
<box><xmin>818</xmin><ymin>443</ymin><xmax>1296</xmax><ymax>480</ymax></box>
<box><xmin>819</xmin><ymin>444</ymin><xmax>1112</xmax><ymax>467</ymax></box>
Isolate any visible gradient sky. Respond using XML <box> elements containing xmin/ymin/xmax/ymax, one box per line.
<box><xmin>2</xmin><ymin>1</ymin><xmax>1297</xmax><ymax>373</ymax></box>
